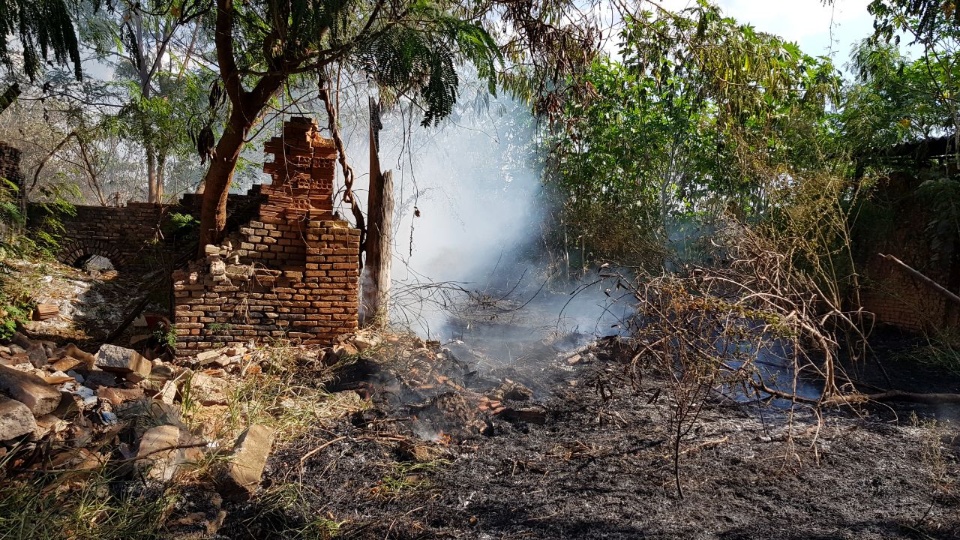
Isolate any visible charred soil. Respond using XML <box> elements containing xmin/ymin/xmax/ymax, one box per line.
<box><xmin>223</xmin><ymin>336</ymin><xmax>960</xmax><ymax>540</ymax></box>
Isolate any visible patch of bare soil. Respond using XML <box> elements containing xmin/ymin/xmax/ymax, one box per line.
<box><xmin>12</xmin><ymin>259</ymin><xmax>159</xmax><ymax>342</ymax></box>
<box><xmin>223</xmin><ymin>337</ymin><xmax>960</xmax><ymax>540</ymax></box>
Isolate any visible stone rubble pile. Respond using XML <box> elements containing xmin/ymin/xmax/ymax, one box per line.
<box><xmin>0</xmin><ymin>330</ymin><xmax>352</xmax><ymax>535</ymax></box>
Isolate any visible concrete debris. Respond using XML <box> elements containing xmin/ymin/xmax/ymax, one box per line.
<box><xmin>95</xmin><ymin>344</ymin><xmax>152</xmax><ymax>380</ymax></box>
<box><xmin>351</xmin><ymin>333</ymin><xmax>382</xmax><ymax>352</ymax></box>
<box><xmin>136</xmin><ymin>425</ymin><xmax>185</xmax><ymax>482</ymax></box>
<box><xmin>190</xmin><ymin>372</ymin><xmax>230</xmax><ymax>406</ymax></box>
<box><xmin>0</xmin><ymin>395</ymin><xmax>37</xmax><ymax>441</ymax></box>
<box><xmin>0</xmin><ymin>364</ymin><xmax>63</xmax><ymax>415</ymax></box>
<box><xmin>96</xmin><ymin>386</ymin><xmax>145</xmax><ymax>407</ymax></box>
<box><xmin>50</xmin><ymin>356</ymin><xmax>83</xmax><ymax>372</ymax></box>
<box><xmin>62</xmin><ymin>344</ymin><xmax>96</xmax><ymax>368</ymax></box>
<box><xmin>219</xmin><ymin>424</ymin><xmax>276</xmax><ymax>501</ymax></box>
<box><xmin>26</xmin><ymin>343</ymin><xmax>48</xmax><ymax>368</ymax></box>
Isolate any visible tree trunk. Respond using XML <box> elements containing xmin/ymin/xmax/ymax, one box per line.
<box><xmin>146</xmin><ymin>139</ymin><xmax>159</xmax><ymax>203</ymax></box>
<box><xmin>197</xmin><ymin>108</ymin><xmax>248</xmax><ymax>252</ymax></box>
<box><xmin>362</xmin><ymin>170</ymin><xmax>393</xmax><ymax>326</ymax></box>
<box><xmin>156</xmin><ymin>151</ymin><xmax>167</xmax><ymax>203</ymax></box>
<box><xmin>196</xmin><ymin>76</ymin><xmax>283</xmax><ymax>254</ymax></box>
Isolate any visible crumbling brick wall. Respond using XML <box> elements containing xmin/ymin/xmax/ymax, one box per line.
<box><xmin>172</xmin><ymin>118</ymin><xmax>360</xmax><ymax>355</ymax></box>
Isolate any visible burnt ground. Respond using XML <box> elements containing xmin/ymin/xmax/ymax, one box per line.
<box><xmin>221</xmin><ymin>335</ymin><xmax>960</xmax><ymax>540</ymax></box>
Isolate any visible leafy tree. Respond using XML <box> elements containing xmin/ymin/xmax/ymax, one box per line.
<box><xmin>193</xmin><ymin>0</ymin><xmax>600</xmax><ymax>253</ymax></box>
<box><xmin>85</xmin><ymin>0</ymin><xmax>213</xmax><ymax>203</ymax></box>
<box><xmin>547</xmin><ymin>1</ymin><xmax>841</xmax><ymax>266</ymax></box>
<box><xmin>841</xmin><ymin>41</ymin><xmax>953</xmax><ymax>165</ymax></box>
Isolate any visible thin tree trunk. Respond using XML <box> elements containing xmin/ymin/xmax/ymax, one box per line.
<box><xmin>146</xmin><ymin>139</ymin><xmax>159</xmax><ymax>203</ymax></box>
<box><xmin>362</xmin><ymin>97</ymin><xmax>392</xmax><ymax>325</ymax></box>
<box><xmin>156</xmin><ymin>151</ymin><xmax>166</xmax><ymax>203</ymax></box>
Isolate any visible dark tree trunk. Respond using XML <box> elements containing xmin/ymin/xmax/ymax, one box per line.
<box><xmin>197</xmin><ymin>106</ymin><xmax>249</xmax><ymax>252</ymax></box>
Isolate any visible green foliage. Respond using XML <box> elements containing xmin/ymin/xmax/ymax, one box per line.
<box><xmin>162</xmin><ymin>211</ymin><xmax>199</xmax><ymax>240</ymax></box>
<box><xmin>0</xmin><ymin>302</ymin><xmax>27</xmax><ymax>340</ymax></box>
<box><xmin>0</xmin><ymin>459</ymin><xmax>170</xmax><ymax>539</ymax></box>
<box><xmin>545</xmin><ymin>1</ymin><xmax>842</xmax><ymax>267</ymax></box>
<box><xmin>25</xmin><ymin>181</ymin><xmax>79</xmax><ymax>256</ymax></box>
<box><xmin>0</xmin><ymin>0</ymin><xmax>82</xmax><ymax>80</ymax></box>
<box><xmin>154</xmin><ymin>324</ymin><xmax>177</xmax><ymax>348</ymax></box>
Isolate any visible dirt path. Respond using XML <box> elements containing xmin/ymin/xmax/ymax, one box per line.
<box><xmin>223</xmin><ymin>340</ymin><xmax>960</xmax><ymax>540</ymax></box>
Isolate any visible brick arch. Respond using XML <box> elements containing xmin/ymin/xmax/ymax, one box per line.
<box><xmin>57</xmin><ymin>239</ymin><xmax>127</xmax><ymax>271</ymax></box>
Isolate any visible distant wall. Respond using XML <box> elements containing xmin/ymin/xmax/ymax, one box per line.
<box><xmin>857</xmin><ymin>173</ymin><xmax>960</xmax><ymax>333</ymax></box>
<box><xmin>54</xmin><ymin>203</ymin><xmax>174</xmax><ymax>273</ymax></box>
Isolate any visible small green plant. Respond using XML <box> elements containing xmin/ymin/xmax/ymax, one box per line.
<box><xmin>0</xmin><ymin>302</ymin><xmax>27</xmax><ymax>340</ymax></box>
<box><xmin>371</xmin><ymin>460</ymin><xmax>447</xmax><ymax>499</ymax></box>
<box><xmin>901</xmin><ymin>330</ymin><xmax>960</xmax><ymax>376</ymax></box>
<box><xmin>0</xmin><ymin>453</ymin><xmax>172</xmax><ymax>539</ymax></box>
<box><xmin>153</xmin><ymin>325</ymin><xmax>177</xmax><ymax>348</ymax></box>
<box><xmin>162</xmin><ymin>212</ymin><xmax>200</xmax><ymax>241</ymax></box>
<box><xmin>241</xmin><ymin>482</ymin><xmax>344</xmax><ymax>539</ymax></box>
<box><xmin>208</xmin><ymin>322</ymin><xmax>233</xmax><ymax>335</ymax></box>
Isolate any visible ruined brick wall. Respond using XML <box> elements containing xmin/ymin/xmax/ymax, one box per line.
<box><xmin>53</xmin><ymin>203</ymin><xmax>174</xmax><ymax>274</ymax></box>
<box><xmin>857</xmin><ymin>173</ymin><xmax>959</xmax><ymax>333</ymax></box>
<box><xmin>32</xmin><ymin>188</ymin><xmax>263</xmax><ymax>274</ymax></box>
<box><xmin>172</xmin><ymin>118</ymin><xmax>360</xmax><ymax>355</ymax></box>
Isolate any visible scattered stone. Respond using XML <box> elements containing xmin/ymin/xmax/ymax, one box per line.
<box><xmin>50</xmin><ymin>356</ymin><xmax>83</xmax><ymax>372</ymax></box>
<box><xmin>32</xmin><ymin>303</ymin><xmax>59</xmax><ymax>321</ymax></box>
<box><xmin>333</xmin><ymin>342</ymin><xmax>359</xmax><ymax>358</ymax></box>
<box><xmin>0</xmin><ymin>395</ymin><xmax>37</xmax><ymax>441</ymax></box>
<box><xmin>219</xmin><ymin>424</ymin><xmax>276</xmax><ymax>501</ymax></box>
<box><xmin>10</xmin><ymin>333</ymin><xmax>32</xmax><ymax>351</ymax></box>
<box><xmin>63</xmin><ymin>344</ymin><xmax>96</xmax><ymax>369</ymax></box>
<box><xmin>26</xmin><ymin>343</ymin><xmax>48</xmax><ymax>368</ymax></box>
<box><xmin>96</xmin><ymin>386</ymin><xmax>146</xmax><ymax>407</ymax></box>
<box><xmin>34</xmin><ymin>413</ymin><xmax>69</xmax><ymax>439</ymax></box>
<box><xmin>0</xmin><ymin>364</ymin><xmax>64</xmax><ymax>415</ymax></box>
<box><xmin>501</xmin><ymin>382</ymin><xmax>534</xmax><ymax>402</ymax></box>
<box><xmin>82</xmin><ymin>370</ymin><xmax>119</xmax><ymax>389</ymax></box>
<box><xmin>196</xmin><ymin>349</ymin><xmax>227</xmax><ymax>367</ymax></box>
<box><xmin>190</xmin><ymin>372</ymin><xmax>229</xmax><ymax>406</ymax></box>
<box><xmin>9</xmin><ymin>353</ymin><xmax>30</xmax><ymax>365</ymax></box>
<box><xmin>158</xmin><ymin>380</ymin><xmax>178</xmax><ymax>405</ymax></box>
<box><xmin>351</xmin><ymin>334</ymin><xmax>382</xmax><ymax>352</ymax></box>
<box><xmin>150</xmin><ymin>363</ymin><xmax>178</xmax><ymax>385</ymax></box>
<box><xmin>75</xmin><ymin>386</ymin><xmax>98</xmax><ymax>409</ymax></box>
<box><xmin>136</xmin><ymin>425</ymin><xmax>184</xmax><ymax>482</ymax></box>
<box><xmin>42</xmin><ymin>373</ymin><xmax>75</xmax><ymax>385</ymax></box>
<box><xmin>95</xmin><ymin>344</ymin><xmax>151</xmax><ymax>380</ymax></box>
<box><xmin>495</xmin><ymin>406</ymin><xmax>548</xmax><ymax>425</ymax></box>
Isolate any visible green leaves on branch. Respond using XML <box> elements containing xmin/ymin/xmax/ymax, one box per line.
<box><xmin>0</xmin><ymin>0</ymin><xmax>82</xmax><ymax>80</ymax></box>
